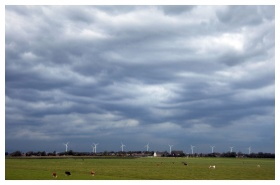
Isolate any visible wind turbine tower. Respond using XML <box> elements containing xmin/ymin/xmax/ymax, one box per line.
<box><xmin>145</xmin><ymin>143</ymin><xmax>150</xmax><ymax>152</ymax></box>
<box><xmin>121</xmin><ymin>142</ymin><xmax>126</xmax><ymax>152</ymax></box>
<box><xmin>248</xmin><ymin>146</ymin><xmax>251</xmax><ymax>155</ymax></box>
<box><xmin>210</xmin><ymin>146</ymin><xmax>215</xmax><ymax>153</ymax></box>
<box><xmin>168</xmin><ymin>144</ymin><xmax>173</xmax><ymax>154</ymax></box>
<box><xmin>63</xmin><ymin>142</ymin><xmax>69</xmax><ymax>152</ymax></box>
<box><xmin>230</xmin><ymin>147</ymin><xmax>234</xmax><ymax>153</ymax></box>
<box><xmin>190</xmin><ymin>145</ymin><xmax>195</xmax><ymax>155</ymax></box>
<box><xmin>92</xmin><ymin>143</ymin><xmax>99</xmax><ymax>153</ymax></box>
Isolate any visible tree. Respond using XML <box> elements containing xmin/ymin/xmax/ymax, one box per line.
<box><xmin>67</xmin><ymin>150</ymin><xmax>74</xmax><ymax>155</ymax></box>
<box><xmin>103</xmin><ymin>151</ymin><xmax>108</xmax><ymax>156</ymax></box>
<box><xmin>221</xmin><ymin>152</ymin><xmax>237</xmax><ymax>158</ymax></box>
<box><xmin>10</xmin><ymin>151</ymin><xmax>22</xmax><ymax>156</ymax></box>
<box><xmin>41</xmin><ymin>151</ymin><xmax>46</xmax><ymax>156</ymax></box>
<box><xmin>26</xmin><ymin>151</ymin><xmax>34</xmax><ymax>156</ymax></box>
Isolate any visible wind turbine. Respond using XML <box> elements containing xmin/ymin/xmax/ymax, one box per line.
<box><xmin>230</xmin><ymin>146</ymin><xmax>234</xmax><ymax>153</ymax></box>
<box><xmin>120</xmin><ymin>142</ymin><xmax>126</xmax><ymax>152</ymax></box>
<box><xmin>168</xmin><ymin>144</ymin><xmax>173</xmax><ymax>154</ymax></box>
<box><xmin>92</xmin><ymin>143</ymin><xmax>99</xmax><ymax>153</ymax></box>
<box><xmin>144</xmin><ymin>143</ymin><xmax>150</xmax><ymax>152</ymax></box>
<box><xmin>91</xmin><ymin>145</ymin><xmax>95</xmax><ymax>153</ymax></box>
<box><xmin>190</xmin><ymin>145</ymin><xmax>195</xmax><ymax>154</ymax></box>
<box><xmin>63</xmin><ymin>142</ymin><xmax>69</xmax><ymax>152</ymax></box>
<box><xmin>248</xmin><ymin>146</ymin><xmax>251</xmax><ymax>155</ymax></box>
<box><xmin>210</xmin><ymin>146</ymin><xmax>215</xmax><ymax>153</ymax></box>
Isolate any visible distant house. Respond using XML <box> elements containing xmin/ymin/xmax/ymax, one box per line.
<box><xmin>154</xmin><ymin>152</ymin><xmax>165</xmax><ymax>157</ymax></box>
<box><xmin>131</xmin><ymin>153</ymin><xmax>149</xmax><ymax>157</ymax></box>
<box><xmin>171</xmin><ymin>150</ymin><xmax>185</xmax><ymax>157</ymax></box>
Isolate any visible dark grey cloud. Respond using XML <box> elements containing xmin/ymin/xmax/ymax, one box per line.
<box><xmin>5</xmin><ymin>5</ymin><xmax>274</xmax><ymax>153</ymax></box>
<box><xmin>159</xmin><ymin>5</ymin><xmax>195</xmax><ymax>15</ymax></box>
<box><xmin>218</xmin><ymin>6</ymin><xmax>275</xmax><ymax>28</ymax></box>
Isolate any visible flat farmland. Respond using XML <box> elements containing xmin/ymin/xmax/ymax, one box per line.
<box><xmin>5</xmin><ymin>157</ymin><xmax>275</xmax><ymax>180</ymax></box>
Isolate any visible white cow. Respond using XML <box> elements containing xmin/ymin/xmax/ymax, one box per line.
<box><xmin>209</xmin><ymin>165</ymin><xmax>216</xmax><ymax>169</ymax></box>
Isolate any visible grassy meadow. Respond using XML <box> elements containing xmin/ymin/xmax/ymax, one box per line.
<box><xmin>5</xmin><ymin>157</ymin><xmax>275</xmax><ymax>180</ymax></box>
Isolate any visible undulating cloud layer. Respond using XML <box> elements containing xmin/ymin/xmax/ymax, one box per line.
<box><xmin>5</xmin><ymin>5</ymin><xmax>274</xmax><ymax>153</ymax></box>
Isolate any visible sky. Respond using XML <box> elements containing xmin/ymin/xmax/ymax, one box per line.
<box><xmin>5</xmin><ymin>5</ymin><xmax>275</xmax><ymax>154</ymax></box>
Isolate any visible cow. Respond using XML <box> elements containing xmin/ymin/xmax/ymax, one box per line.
<box><xmin>52</xmin><ymin>172</ymin><xmax>57</xmax><ymax>178</ymax></box>
<box><xmin>209</xmin><ymin>165</ymin><xmax>215</xmax><ymax>169</ymax></box>
<box><xmin>65</xmin><ymin>171</ymin><xmax>71</xmax><ymax>176</ymax></box>
<box><xmin>90</xmin><ymin>170</ymin><xmax>95</xmax><ymax>176</ymax></box>
<box><xmin>182</xmin><ymin>162</ymin><xmax>188</xmax><ymax>166</ymax></box>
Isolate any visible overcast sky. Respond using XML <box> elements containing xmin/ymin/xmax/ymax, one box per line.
<box><xmin>5</xmin><ymin>5</ymin><xmax>275</xmax><ymax>154</ymax></box>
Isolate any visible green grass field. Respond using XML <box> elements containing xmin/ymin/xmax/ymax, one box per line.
<box><xmin>5</xmin><ymin>157</ymin><xmax>275</xmax><ymax>180</ymax></box>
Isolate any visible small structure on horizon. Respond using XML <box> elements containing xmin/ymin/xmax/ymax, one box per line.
<box><xmin>153</xmin><ymin>152</ymin><xmax>157</xmax><ymax>157</ymax></box>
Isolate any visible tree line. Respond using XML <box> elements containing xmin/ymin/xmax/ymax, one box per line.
<box><xmin>6</xmin><ymin>150</ymin><xmax>275</xmax><ymax>158</ymax></box>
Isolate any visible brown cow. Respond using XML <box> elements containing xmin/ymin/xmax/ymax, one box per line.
<box><xmin>90</xmin><ymin>170</ymin><xmax>95</xmax><ymax>176</ymax></box>
<box><xmin>52</xmin><ymin>172</ymin><xmax>57</xmax><ymax>178</ymax></box>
